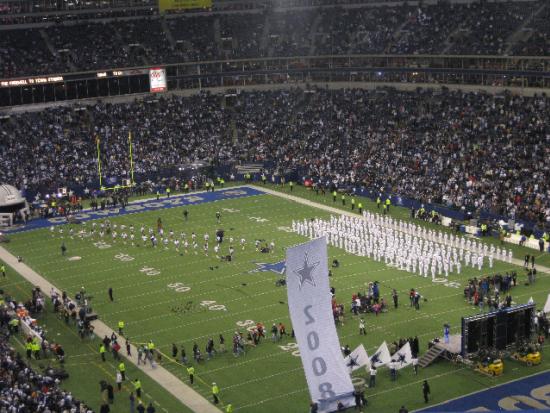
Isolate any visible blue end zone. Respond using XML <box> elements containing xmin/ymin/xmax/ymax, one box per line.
<box><xmin>417</xmin><ymin>371</ymin><xmax>550</xmax><ymax>412</ymax></box>
<box><xmin>4</xmin><ymin>186</ymin><xmax>265</xmax><ymax>234</ymax></box>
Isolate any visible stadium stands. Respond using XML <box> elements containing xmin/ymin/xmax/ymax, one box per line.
<box><xmin>1</xmin><ymin>88</ymin><xmax>549</xmax><ymax>225</ymax></box>
<box><xmin>0</xmin><ymin>306</ymin><xmax>94</xmax><ymax>412</ymax></box>
<box><xmin>0</xmin><ymin>1</ymin><xmax>548</xmax><ymax>79</ymax></box>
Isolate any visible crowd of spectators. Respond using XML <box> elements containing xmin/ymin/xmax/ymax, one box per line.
<box><xmin>0</xmin><ymin>29</ymin><xmax>68</xmax><ymax>79</ymax></box>
<box><xmin>447</xmin><ymin>2</ymin><xmax>531</xmax><ymax>55</ymax></box>
<box><xmin>1</xmin><ymin>87</ymin><xmax>549</xmax><ymax>225</ymax></box>
<box><xmin>0</xmin><ymin>292</ymin><xmax>94</xmax><ymax>412</ymax></box>
<box><xmin>512</xmin><ymin>3</ymin><xmax>550</xmax><ymax>56</ymax></box>
<box><xmin>0</xmin><ymin>1</ymin><xmax>547</xmax><ymax>79</ymax></box>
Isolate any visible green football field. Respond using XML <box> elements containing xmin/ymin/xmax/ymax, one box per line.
<box><xmin>4</xmin><ymin>185</ymin><xmax>550</xmax><ymax>413</ymax></box>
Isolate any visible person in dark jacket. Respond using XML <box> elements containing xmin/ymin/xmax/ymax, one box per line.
<box><xmin>423</xmin><ymin>380</ymin><xmax>431</xmax><ymax>403</ymax></box>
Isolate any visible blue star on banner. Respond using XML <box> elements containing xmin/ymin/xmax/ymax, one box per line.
<box><xmin>294</xmin><ymin>253</ymin><xmax>319</xmax><ymax>289</ymax></box>
<box><xmin>371</xmin><ymin>352</ymin><xmax>381</xmax><ymax>364</ymax></box>
<box><xmin>249</xmin><ymin>261</ymin><xmax>286</xmax><ymax>275</ymax></box>
<box><xmin>347</xmin><ymin>355</ymin><xmax>359</xmax><ymax>369</ymax></box>
<box><xmin>396</xmin><ymin>353</ymin><xmax>406</xmax><ymax>365</ymax></box>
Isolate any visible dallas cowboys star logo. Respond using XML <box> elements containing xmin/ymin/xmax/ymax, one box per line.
<box><xmin>371</xmin><ymin>352</ymin><xmax>380</xmax><ymax>364</ymax></box>
<box><xmin>294</xmin><ymin>252</ymin><xmax>319</xmax><ymax>289</ymax></box>
<box><xmin>395</xmin><ymin>353</ymin><xmax>406</xmax><ymax>365</ymax></box>
<box><xmin>347</xmin><ymin>355</ymin><xmax>359</xmax><ymax>369</ymax></box>
<box><xmin>249</xmin><ymin>261</ymin><xmax>286</xmax><ymax>275</ymax></box>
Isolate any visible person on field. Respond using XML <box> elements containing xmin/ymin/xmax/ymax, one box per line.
<box><xmin>422</xmin><ymin>380</ymin><xmax>431</xmax><ymax>403</ymax></box>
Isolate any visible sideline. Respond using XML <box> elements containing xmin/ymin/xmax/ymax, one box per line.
<box><xmin>0</xmin><ymin>245</ymin><xmax>221</xmax><ymax>413</ymax></box>
<box><xmin>254</xmin><ymin>185</ymin><xmax>550</xmax><ymax>275</ymax></box>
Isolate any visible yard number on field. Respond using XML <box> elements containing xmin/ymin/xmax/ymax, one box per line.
<box><xmin>279</xmin><ymin>342</ymin><xmax>301</xmax><ymax>357</ymax></box>
<box><xmin>114</xmin><ymin>253</ymin><xmax>135</xmax><ymax>262</ymax></box>
<box><xmin>200</xmin><ymin>300</ymin><xmax>226</xmax><ymax>311</ymax></box>
<box><xmin>140</xmin><ymin>266</ymin><xmax>161</xmax><ymax>276</ymax></box>
<box><xmin>432</xmin><ymin>278</ymin><xmax>461</xmax><ymax>289</ymax></box>
<box><xmin>93</xmin><ymin>241</ymin><xmax>111</xmax><ymax>249</ymax></box>
<box><xmin>236</xmin><ymin>319</ymin><xmax>258</xmax><ymax>332</ymax></box>
<box><xmin>167</xmin><ymin>282</ymin><xmax>191</xmax><ymax>293</ymax></box>
<box><xmin>249</xmin><ymin>216</ymin><xmax>269</xmax><ymax>223</ymax></box>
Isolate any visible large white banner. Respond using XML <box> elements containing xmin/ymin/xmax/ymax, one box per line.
<box><xmin>286</xmin><ymin>237</ymin><xmax>355</xmax><ymax>412</ymax></box>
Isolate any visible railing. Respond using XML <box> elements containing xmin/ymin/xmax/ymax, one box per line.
<box><xmin>1</xmin><ymin>54</ymin><xmax>549</xmax><ymax>108</ymax></box>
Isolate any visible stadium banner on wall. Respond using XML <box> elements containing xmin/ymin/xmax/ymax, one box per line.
<box><xmin>149</xmin><ymin>68</ymin><xmax>167</xmax><ymax>93</ymax></box>
<box><xmin>286</xmin><ymin>237</ymin><xmax>355</xmax><ymax>412</ymax></box>
<box><xmin>158</xmin><ymin>0</ymin><xmax>211</xmax><ymax>13</ymax></box>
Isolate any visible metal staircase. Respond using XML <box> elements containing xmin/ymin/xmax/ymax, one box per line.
<box><xmin>418</xmin><ymin>345</ymin><xmax>445</xmax><ymax>368</ymax></box>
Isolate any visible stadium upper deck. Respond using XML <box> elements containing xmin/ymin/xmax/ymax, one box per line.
<box><xmin>0</xmin><ymin>0</ymin><xmax>548</xmax><ymax>79</ymax></box>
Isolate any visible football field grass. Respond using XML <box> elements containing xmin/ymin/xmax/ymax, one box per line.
<box><xmin>4</xmin><ymin>185</ymin><xmax>550</xmax><ymax>413</ymax></box>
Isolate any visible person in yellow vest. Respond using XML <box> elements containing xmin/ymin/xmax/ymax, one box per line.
<box><xmin>32</xmin><ymin>339</ymin><xmax>41</xmax><ymax>359</ymax></box>
<box><xmin>8</xmin><ymin>317</ymin><xmax>19</xmax><ymax>334</ymax></box>
<box><xmin>226</xmin><ymin>404</ymin><xmax>233</xmax><ymax>413</ymax></box>
<box><xmin>382</xmin><ymin>203</ymin><xmax>387</xmax><ymax>215</ymax></box>
<box><xmin>481</xmin><ymin>223</ymin><xmax>488</xmax><ymax>236</ymax></box>
<box><xmin>25</xmin><ymin>340</ymin><xmax>32</xmax><ymax>359</ymax></box>
<box><xmin>166</xmin><ymin>187</ymin><xmax>171</xmax><ymax>198</ymax></box>
<box><xmin>332</xmin><ymin>190</ymin><xmax>337</xmax><ymax>202</ymax></box>
<box><xmin>156</xmin><ymin>190</ymin><xmax>160</xmax><ymax>200</ymax></box>
<box><xmin>118</xmin><ymin>361</ymin><xmax>126</xmax><ymax>381</ymax></box>
<box><xmin>358</xmin><ymin>202</ymin><xmax>363</xmax><ymax>214</ymax></box>
<box><xmin>376</xmin><ymin>197</ymin><xmax>381</xmax><ymax>209</ymax></box>
<box><xmin>133</xmin><ymin>379</ymin><xmax>142</xmax><ymax>399</ymax></box>
<box><xmin>220</xmin><ymin>178</ymin><xmax>225</xmax><ymax>188</ymax></box>
<box><xmin>341</xmin><ymin>194</ymin><xmax>345</xmax><ymax>206</ymax></box>
<box><xmin>148</xmin><ymin>339</ymin><xmax>155</xmax><ymax>361</ymax></box>
<box><xmin>187</xmin><ymin>365</ymin><xmax>195</xmax><ymax>384</ymax></box>
<box><xmin>0</xmin><ymin>263</ymin><xmax>5</xmax><ymax>278</ymax></box>
<box><xmin>118</xmin><ymin>320</ymin><xmax>124</xmax><ymax>335</ymax></box>
<box><xmin>351</xmin><ymin>197</ymin><xmax>355</xmax><ymax>211</ymax></box>
<box><xmin>212</xmin><ymin>382</ymin><xmax>220</xmax><ymax>404</ymax></box>
<box><xmin>385</xmin><ymin>197</ymin><xmax>391</xmax><ymax>212</ymax></box>
<box><xmin>289</xmin><ymin>181</ymin><xmax>293</xmax><ymax>191</ymax></box>
<box><xmin>205</xmin><ymin>182</ymin><xmax>210</xmax><ymax>192</ymax></box>
<box><xmin>184</xmin><ymin>183</ymin><xmax>189</xmax><ymax>193</ymax></box>
<box><xmin>99</xmin><ymin>343</ymin><xmax>106</xmax><ymax>362</ymax></box>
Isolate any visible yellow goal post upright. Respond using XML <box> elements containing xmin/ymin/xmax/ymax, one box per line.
<box><xmin>95</xmin><ymin>132</ymin><xmax>136</xmax><ymax>191</ymax></box>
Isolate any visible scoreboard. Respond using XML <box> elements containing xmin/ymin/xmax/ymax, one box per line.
<box><xmin>0</xmin><ymin>67</ymin><xmax>167</xmax><ymax>107</ymax></box>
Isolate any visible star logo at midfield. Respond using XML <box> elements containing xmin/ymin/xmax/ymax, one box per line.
<box><xmin>249</xmin><ymin>261</ymin><xmax>286</xmax><ymax>275</ymax></box>
<box><xmin>347</xmin><ymin>355</ymin><xmax>359</xmax><ymax>369</ymax></box>
<box><xmin>294</xmin><ymin>252</ymin><xmax>319</xmax><ymax>289</ymax></box>
<box><xmin>370</xmin><ymin>352</ymin><xmax>380</xmax><ymax>364</ymax></box>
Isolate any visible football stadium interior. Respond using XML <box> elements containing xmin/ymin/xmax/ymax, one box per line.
<box><xmin>0</xmin><ymin>0</ymin><xmax>549</xmax><ymax>412</ymax></box>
